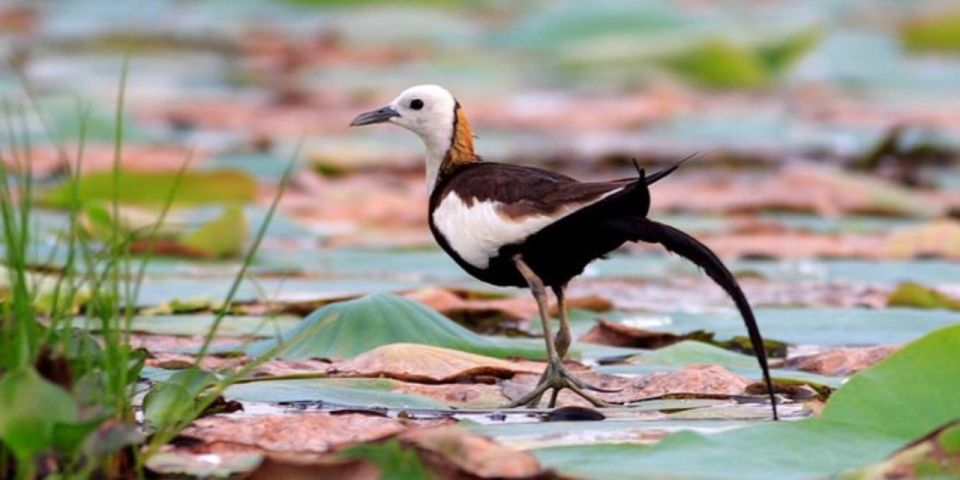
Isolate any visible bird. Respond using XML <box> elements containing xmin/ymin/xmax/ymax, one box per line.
<box><xmin>350</xmin><ymin>84</ymin><xmax>778</xmax><ymax>419</ymax></box>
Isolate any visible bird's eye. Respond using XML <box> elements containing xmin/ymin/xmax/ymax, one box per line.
<box><xmin>410</xmin><ymin>99</ymin><xmax>424</xmax><ymax>110</ymax></box>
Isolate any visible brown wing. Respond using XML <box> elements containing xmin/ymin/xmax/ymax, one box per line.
<box><xmin>435</xmin><ymin>163</ymin><xmax>634</xmax><ymax>219</ymax></box>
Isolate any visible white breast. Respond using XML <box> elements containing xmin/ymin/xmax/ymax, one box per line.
<box><xmin>432</xmin><ymin>190</ymin><xmax>620</xmax><ymax>269</ymax></box>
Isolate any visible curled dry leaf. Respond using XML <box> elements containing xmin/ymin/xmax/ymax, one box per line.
<box><xmin>785</xmin><ymin>345</ymin><xmax>899</xmax><ymax>376</ymax></box>
<box><xmin>180</xmin><ymin>412</ymin><xmax>450</xmax><ymax>454</ymax></box>
<box><xmin>580</xmin><ymin>318</ymin><xmax>692</xmax><ymax>349</ymax></box>
<box><xmin>331</xmin><ymin>343</ymin><xmax>542</xmax><ymax>383</ymax></box>
<box><xmin>407</xmin><ymin>287</ymin><xmax>612</xmax><ymax>330</ymax></box>
<box><xmin>398</xmin><ymin>426</ymin><xmax>550</xmax><ymax>479</ymax></box>
<box><xmin>406</xmin><ymin>287</ymin><xmax>538</xmax><ymax>324</ymax></box>
<box><xmin>629</xmin><ymin>365</ymin><xmax>750</xmax><ymax>398</ymax></box>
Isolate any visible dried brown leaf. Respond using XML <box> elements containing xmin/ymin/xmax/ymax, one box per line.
<box><xmin>399</xmin><ymin>426</ymin><xmax>550</xmax><ymax>479</ymax></box>
<box><xmin>332</xmin><ymin>343</ymin><xmax>541</xmax><ymax>383</ymax></box>
<box><xmin>406</xmin><ymin>287</ymin><xmax>538</xmax><ymax>323</ymax></box>
<box><xmin>580</xmin><ymin>318</ymin><xmax>688</xmax><ymax>349</ymax></box>
<box><xmin>181</xmin><ymin>413</ymin><xmax>447</xmax><ymax>454</ymax></box>
<box><xmin>785</xmin><ymin>345</ymin><xmax>899</xmax><ymax>376</ymax></box>
<box><xmin>629</xmin><ymin>365</ymin><xmax>751</xmax><ymax>398</ymax></box>
<box><xmin>503</xmin><ymin>364</ymin><xmax>749</xmax><ymax>407</ymax></box>
<box><xmin>391</xmin><ymin>382</ymin><xmax>509</xmax><ymax>408</ymax></box>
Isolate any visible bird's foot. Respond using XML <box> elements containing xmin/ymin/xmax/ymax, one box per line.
<box><xmin>503</xmin><ymin>359</ymin><xmax>618</xmax><ymax>409</ymax></box>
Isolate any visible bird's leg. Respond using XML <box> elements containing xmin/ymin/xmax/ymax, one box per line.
<box><xmin>552</xmin><ymin>284</ymin><xmax>572</xmax><ymax>360</ymax></box>
<box><xmin>503</xmin><ymin>255</ymin><xmax>613</xmax><ymax>409</ymax></box>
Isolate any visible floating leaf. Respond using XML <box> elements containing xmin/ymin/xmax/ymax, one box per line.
<box><xmin>901</xmin><ymin>11</ymin><xmax>960</xmax><ymax>53</ymax></box>
<box><xmin>757</xmin><ymin>28</ymin><xmax>821</xmax><ymax>73</ymax></box>
<box><xmin>225</xmin><ymin>378</ymin><xmax>447</xmax><ymax>409</ymax></box>
<box><xmin>580</xmin><ymin>318</ymin><xmax>705</xmax><ymax>349</ymax></box>
<box><xmin>841</xmin><ymin>420</ymin><xmax>960</xmax><ymax>479</ymax></box>
<box><xmin>649</xmin><ymin>307</ymin><xmax>960</xmax><ymax>348</ymax></box>
<box><xmin>180</xmin><ymin>205</ymin><xmax>247</xmax><ymax>258</ymax></box>
<box><xmin>0</xmin><ymin>367</ymin><xmax>78</xmax><ymax>461</ymax></box>
<box><xmin>143</xmin><ymin>368</ymin><xmax>218</xmax><ymax>428</ymax></box>
<box><xmin>398</xmin><ymin>426</ymin><xmax>545</xmax><ymax>479</ymax></box>
<box><xmin>621</xmin><ymin>341</ymin><xmax>761</xmax><ymax>370</ymax></box>
<box><xmin>602</xmin><ymin>341</ymin><xmax>847</xmax><ymax>389</ymax></box>
<box><xmin>339</xmin><ymin>440</ymin><xmax>434</xmax><ymax>480</ymax></box>
<box><xmin>887</xmin><ymin>282</ymin><xmax>960</xmax><ymax>311</ymax></box>
<box><xmin>181</xmin><ymin>412</ymin><xmax>435</xmax><ymax>454</ymax></box>
<box><xmin>784</xmin><ymin>345</ymin><xmax>898</xmax><ymax>376</ymax></box>
<box><xmin>665</xmin><ymin>39</ymin><xmax>769</xmax><ymax>89</ymax></box>
<box><xmin>78</xmin><ymin>314</ymin><xmax>300</xmax><ymax>337</ymax></box>
<box><xmin>43</xmin><ymin>169</ymin><xmax>257</xmax><ymax>208</ymax></box>
<box><xmin>333</xmin><ymin>343</ymin><xmax>541</xmax><ymax>383</ymax></box>
<box><xmin>536</xmin><ymin>324</ymin><xmax>960</xmax><ymax>479</ymax></box>
<box><xmin>245</xmin><ymin>294</ymin><xmax>547</xmax><ymax>360</ymax></box>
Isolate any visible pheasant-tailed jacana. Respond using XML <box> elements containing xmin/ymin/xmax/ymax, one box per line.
<box><xmin>350</xmin><ymin>85</ymin><xmax>778</xmax><ymax>419</ymax></box>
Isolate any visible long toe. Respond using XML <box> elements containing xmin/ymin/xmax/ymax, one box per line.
<box><xmin>567</xmin><ymin>373</ymin><xmax>623</xmax><ymax>394</ymax></box>
<box><xmin>502</xmin><ymin>363</ymin><xmax>618</xmax><ymax>409</ymax></box>
<box><xmin>557</xmin><ymin>364</ymin><xmax>623</xmax><ymax>393</ymax></box>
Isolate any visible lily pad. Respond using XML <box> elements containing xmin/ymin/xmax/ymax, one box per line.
<box><xmin>0</xmin><ymin>367</ymin><xmax>79</xmax><ymax>461</ymax></box>
<box><xmin>224</xmin><ymin>378</ymin><xmax>446</xmax><ymax>410</ymax></box>
<box><xmin>841</xmin><ymin>420</ymin><xmax>960</xmax><ymax>479</ymax></box>
<box><xmin>245</xmin><ymin>294</ymin><xmax>547</xmax><ymax>360</ymax></box>
<box><xmin>469</xmin><ymin>416</ymin><xmax>756</xmax><ymax>451</ymax></box>
<box><xmin>536</xmin><ymin>324</ymin><xmax>960</xmax><ymax>479</ymax></box>
<box><xmin>648</xmin><ymin>307</ymin><xmax>960</xmax><ymax>347</ymax></box>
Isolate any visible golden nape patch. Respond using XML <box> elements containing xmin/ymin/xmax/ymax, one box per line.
<box><xmin>443</xmin><ymin>104</ymin><xmax>478</xmax><ymax>168</ymax></box>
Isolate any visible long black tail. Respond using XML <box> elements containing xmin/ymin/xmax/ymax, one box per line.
<box><xmin>611</xmin><ymin>216</ymin><xmax>779</xmax><ymax>420</ymax></box>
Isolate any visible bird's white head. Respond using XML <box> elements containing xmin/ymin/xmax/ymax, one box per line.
<box><xmin>350</xmin><ymin>84</ymin><xmax>474</xmax><ymax>193</ymax></box>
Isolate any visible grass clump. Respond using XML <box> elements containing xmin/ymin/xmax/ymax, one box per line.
<box><xmin>0</xmin><ymin>58</ymin><xmax>297</xmax><ymax>478</ymax></box>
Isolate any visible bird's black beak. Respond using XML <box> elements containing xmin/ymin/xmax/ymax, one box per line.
<box><xmin>349</xmin><ymin>106</ymin><xmax>399</xmax><ymax>127</ymax></box>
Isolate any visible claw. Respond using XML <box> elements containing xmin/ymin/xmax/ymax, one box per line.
<box><xmin>502</xmin><ymin>359</ymin><xmax>616</xmax><ymax>409</ymax></box>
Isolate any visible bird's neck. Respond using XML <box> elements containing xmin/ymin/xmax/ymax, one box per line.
<box><xmin>425</xmin><ymin>103</ymin><xmax>478</xmax><ymax>193</ymax></box>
